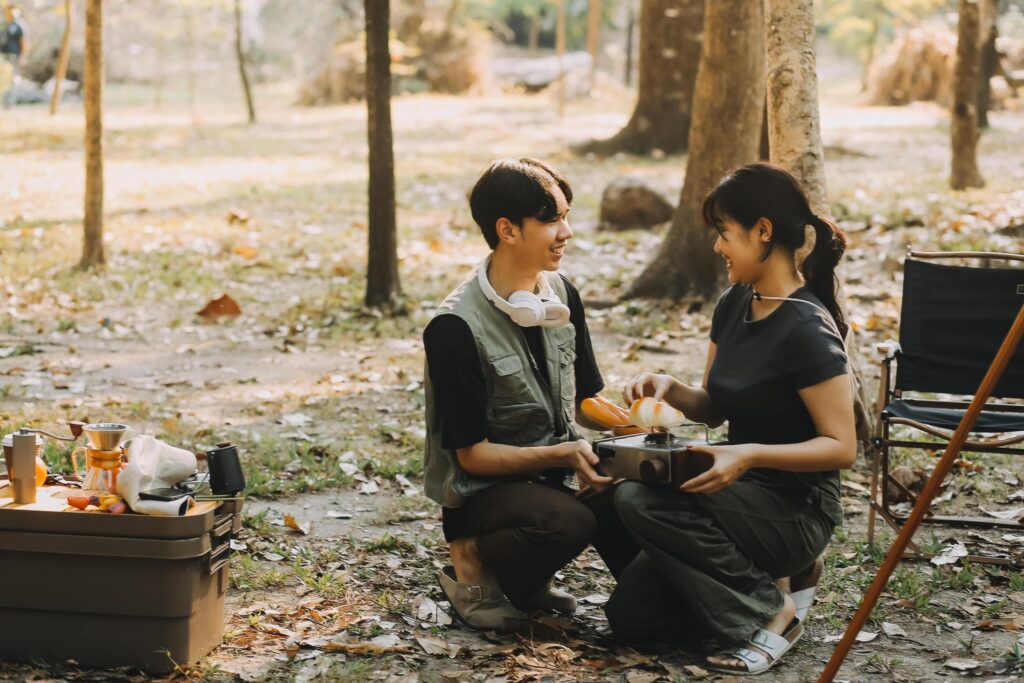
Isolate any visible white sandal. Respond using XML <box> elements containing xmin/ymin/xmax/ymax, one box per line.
<box><xmin>705</xmin><ymin>620</ymin><xmax>804</xmax><ymax>676</ymax></box>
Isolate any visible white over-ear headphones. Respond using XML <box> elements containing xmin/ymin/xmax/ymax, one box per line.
<box><xmin>477</xmin><ymin>255</ymin><xmax>571</xmax><ymax>328</ymax></box>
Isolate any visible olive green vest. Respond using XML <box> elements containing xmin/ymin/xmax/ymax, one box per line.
<box><xmin>422</xmin><ymin>270</ymin><xmax>579</xmax><ymax>507</ymax></box>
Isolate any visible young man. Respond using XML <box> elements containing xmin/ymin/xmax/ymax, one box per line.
<box><xmin>422</xmin><ymin>158</ymin><xmax>612</xmax><ymax>629</ymax></box>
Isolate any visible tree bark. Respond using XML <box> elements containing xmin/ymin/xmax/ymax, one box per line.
<box><xmin>364</xmin><ymin>0</ymin><xmax>401</xmax><ymax>307</ymax></box>
<box><xmin>624</xmin><ymin>1</ymin><xmax>635</xmax><ymax>86</ymax></box>
<box><xmin>951</xmin><ymin>0</ymin><xmax>985</xmax><ymax>190</ymax></box>
<box><xmin>527</xmin><ymin>10</ymin><xmax>540</xmax><ymax>54</ymax></box>
<box><xmin>80</xmin><ymin>0</ymin><xmax>104</xmax><ymax>269</ymax></box>
<box><xmin>625</xmin><ymin>0</ymin><xmax>764</xmax><ymax>299</ymax></box>
<box><xmin>577</xmin><ymin>0</ymin><xmax>703</xmax><ymax>156</ymax></box>
<box><xmin>976</xmin><ymin>0</ymin><xmax>998</xmax><ymax>129</ymax></box>
<box><xmin>49</xmin><ymin>0</ymin><xmax>72</xmax><ymax>116</ymax></box>
<box><xmin>765</xmin><ymin>0</ymin><xmax>828</xmax><ymax>214</ymax></box>
<box><xmin>587</xmin><ymin>0</ymin><xmax>601</xmax><ymax>92</ymax></box>
<box><xmin>555</xmin><ymin>0</ymin><xmax>566</xmax><ymax>118</ymax></box>
<box><xmin>234</xmin><ymin>0</ymin><xmax>257</xmax><ymax>124</ymax></box>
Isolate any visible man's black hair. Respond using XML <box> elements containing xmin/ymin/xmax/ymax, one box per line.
<box><xmin>469</xmin><ymin>158</ymin><xmax>573</xmax><ymax>249</ymax></box>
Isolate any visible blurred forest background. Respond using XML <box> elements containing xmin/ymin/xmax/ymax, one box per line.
<box><xmin>2</xmin><ymin>0</ymin><xmax>1024</xmax><ymax>681</ymax></box>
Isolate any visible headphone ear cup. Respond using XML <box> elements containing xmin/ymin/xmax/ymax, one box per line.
<box><xmin>539</xmin><ymin>301</ymin><xmax>571</xmax><ymax>328</ymax></box>
<box><xmin>506</xmin><ymin>290</ymin><xmax>545</xmax><ymax>326</ymax></box>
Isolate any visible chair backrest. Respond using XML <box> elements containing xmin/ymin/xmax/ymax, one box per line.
<box><xmin>896</xmin><ymin>257</ymin><xmax>1024</xmax><ymax>399</ymax></box>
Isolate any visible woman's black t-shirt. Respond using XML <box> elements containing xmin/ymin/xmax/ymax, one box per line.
<box><xmin>707</xmin><ymin>284</ymin><xmax>848</xmax><ymax>526</ymax></box>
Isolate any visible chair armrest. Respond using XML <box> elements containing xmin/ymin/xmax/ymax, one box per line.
<box><xmin>876</xmin><ymin>340</ymin><xmax>901</xmax><ymax>360</ymax></box>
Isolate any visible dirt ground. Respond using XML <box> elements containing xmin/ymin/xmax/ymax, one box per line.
<box><xmin>1</xmin><ymin>79</ymin><xmax>1023</xmax><ymax>682</ymax></box>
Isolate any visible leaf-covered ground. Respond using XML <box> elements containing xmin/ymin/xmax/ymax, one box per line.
<box><xmin>1</xmin><ymin>82</ymin><xmax>1023</xmax><ymax>682</ymax></box>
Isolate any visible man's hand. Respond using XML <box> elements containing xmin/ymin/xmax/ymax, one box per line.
<box><xmin>679</xmin><ymin>443</ymin><xmax>756</xmax><ymax>495</ymax></box>
<box><xmin>622</xmin><ymin>372</ymin><xmax>678</xmax><ymax>404</ymax></box>
<box><xmin>560</xmin><ymin>439</ymin><xmax>613</xmax><ymax>492</ymax></box>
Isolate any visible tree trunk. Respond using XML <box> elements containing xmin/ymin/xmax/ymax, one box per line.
<box><xmin>765</xmin><ymin>0</ymin><xmax>828</xmax><ymax>214</ymax></box>
<box><xmin>184</xmin><ymin>7</ymin><xmax>198</xmax><ymax>128</ymax></box>
<box><xmin>577</xmin><ymin>0</ymin><xmax>703</xmax><ymax>156</ymax></box>
<box><xmin>80</xmin><ymin>0</ymin><xmax>104</xmax><ymax>268</ymax></box>
<box><xmin>234</xmin><ymin>0</ymin><xmax>256</xmax><ymax>124</ymax></box>
<box><xmin>153</xmin><ymin>29</ymin><xmax>164</xmax><ymax>111</ymax></box>
<box><xmin>759</xmin><ymin>96</ymin><xmax>770</xmax><ymax>161</ymax></box>
<box><xmin>527</xmin><ymin>11</ymin><xmax>540</xmax><ymax>54</ymax></box>
<box><xmin>556</xmin><ymin>0</ymin><xmax>566</xmax><ymax>118</ymax></box>
<box><xmin>976</xmin><ymin>0</ymin><xmax>998</xmax><ymax>129</ymax></box>
<box><xmin>587</xmin><ymin>0</ymin><xmax>601</xmax><ymax>92</ymax></box>
<box><xmin>626</xmin><ymin>0</ymin><xmax>764</xmax><ymax>299</ymax></box>
<box><xmin>49</xmin><ymin>0</ymin><xmax>73</xmax><ymax>116</ymax></box>
<box><xmin>951</xmin><ymin>0</ymin><xmax>985</xmax><ymax>190</ymax></box>
<box><xmin>364</xmin><ymin>0</ymin><xmax>401</xmax><ymax>307</ymax></box>
<box><xmin>624</xmin><ymin>1</ymin><xmax>635</xmax><ymax>86</ymax></box>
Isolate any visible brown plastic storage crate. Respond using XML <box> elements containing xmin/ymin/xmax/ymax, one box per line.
<box><xmin>0</xmin><ymin>499</ymin><xmax>239</xmax><ymax>673</ymax></box>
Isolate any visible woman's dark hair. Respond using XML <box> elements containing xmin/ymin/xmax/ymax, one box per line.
<box><xmin>701</xmin><ymin>162</ymin><xmax>848</xmax><ymax>337</ymax></box>
<box><xmin>469</xmin><ymin>158</ymin><xmax>573</xmax><ymax>249</ymax></box>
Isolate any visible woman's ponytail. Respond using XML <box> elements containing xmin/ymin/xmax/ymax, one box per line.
<box><xmin>801</xmin><ymin>215</ymin><xmax>848</xmax><ymax>338</ymax></box>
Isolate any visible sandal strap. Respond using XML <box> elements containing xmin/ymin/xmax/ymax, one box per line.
<box><xmin>733</xmin><ymin>647</ymin><xmax>768</xmax><ymax>668</ymax></box>
<box><xmin>749</xmin><ymin>628</ymin><xmax>790</xmax><ymax>659</ymax></box>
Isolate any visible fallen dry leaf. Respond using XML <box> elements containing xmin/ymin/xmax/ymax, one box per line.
<box><xmin>284</xmin><ymin>514</ymin><xmax>312</xmax><ymax>535</ymax></box>
<box><xmin>944</xmin><ymin>657</ymin><xmax>980</xmax><ymax>671</ymax></box>
<box><xmin>197</xmin><ymin>294</ymin><xmax>242</xmax><ymax>319</ymax></box>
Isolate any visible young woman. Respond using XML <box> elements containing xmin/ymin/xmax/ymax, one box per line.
<box><xmin>607</xmin><ymin>163</ymin><xmax>857</xmax><ymax>675</ymax></box>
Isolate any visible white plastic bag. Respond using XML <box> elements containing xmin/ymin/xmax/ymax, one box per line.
<box><xmin>117</xmin><ymin>435</ymin><xmax>197</xmax><ymax>516</ymax></box>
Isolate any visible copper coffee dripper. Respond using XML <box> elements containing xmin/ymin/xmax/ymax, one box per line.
<box><xmin>72</xmin><ymin>423</ymin><xmax>131</xmax><ymax>492</ymax></box>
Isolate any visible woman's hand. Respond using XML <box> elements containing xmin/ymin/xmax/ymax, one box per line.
<box><xmin>622</xmin><ymin>372</ymin><xmax>678</xmax><ymax>404</ymax></box>
<box><xmin>559</xmin><ymin>439</ymin><xmax>614</xmax><ymax>492</ymax></box>
<box><xmin>679</xmin><ymin>443</ymin><xmax>757</xmax><ymax>494</ymax></box>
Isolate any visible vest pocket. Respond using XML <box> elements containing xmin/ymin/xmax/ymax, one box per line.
<box><xmin>558</xmin><ymin>343</ymin><xmax>577</xmax><ymax>403</ymax></box>
<box><xmin>490</xmin><ymin>353</ymin><xmax>529</xmax><ymax>399</ymax></box>
<box><xmin>487</xmin><ymin>402</ymin><xmax>550</xmax><ymax>445</ymax></box>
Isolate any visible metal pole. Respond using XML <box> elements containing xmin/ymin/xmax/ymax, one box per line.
<box><xmin>819</xmin><ymin>303</ymin><xmax>1024</xmax><ymax>682</ymax></box>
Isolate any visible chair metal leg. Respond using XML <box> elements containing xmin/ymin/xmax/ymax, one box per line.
<box><xmin>867</xmin><ymin>443</ymin><xmax>880</xmax><ymax>544</ymax></box>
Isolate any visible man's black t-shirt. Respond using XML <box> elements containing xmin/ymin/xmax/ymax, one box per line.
<box><xmin>423</xmin><ymin>274</ymin><xmax>603</xmax><ymax>451</ymax></box>
<box><xmin>707</xmin><ymin>284</ymin><xmax>848</xmax><ymax>525</ymax></box>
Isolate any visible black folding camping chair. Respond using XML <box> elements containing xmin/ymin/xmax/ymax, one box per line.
<box><xmin>866</xmin><ymin>250</ymin><xmax>1024</xmax><ymax>567</ymax></box>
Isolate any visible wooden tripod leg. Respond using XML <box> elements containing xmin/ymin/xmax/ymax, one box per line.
<box><xmin>819</xmin><ymin>303</ymin><xmax>1024</xmax><ymax>683</ymax></box>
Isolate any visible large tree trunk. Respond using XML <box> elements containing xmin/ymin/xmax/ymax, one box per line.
<box><xmin>233</xmin><ymin>0</ymin><xmax>257</xmax><ymax>124</ymax></box>
<box><xmin>49</xmin><ymin>0</ymin><xmax>73</xmax><ymax>116</ymax></box>
<box><xmin>626</xmin><ymin>0</ymin><xmax>764</xmax><ymax>299</ymax></box>
<box><xmin>586</xmin><ymin>0</ymin><xmax>601</xmax><ymax>92</ymax></box>
<box><xmin>80</xmin><ymin>0</ymin><xmax>104</xmax><ymax>268</ymax></box>
<box><xmin>951</xmin><ymin>0</ymin><xmax>985</xmax><ymax>190</ymax></box>
<box><xmin>555</xmin><ymin>0</ymin><xmax>566</xmax><ymax>118</ymax></box>
<box><xmin>765</xmin><ymin>0</ymin><xmax>828</xmax><ymax>214</ymax></box>
<box><xmin>577</xmin><ymin>0</ymin><xmax>703</xmax><ymax>156</ymax></box>
<box><xmin>976</xmin><ymin>0</ymin><xmax>998</xmax><ymax>129</ymax></box>
<box><xmin>624</xmin><ymin>1</ymin><xmax>635</xmax><ymax>86</ymax></box>
<box><xmin>364</xmin><ymin>0</ymin><xmax>401</xmax><ymax>307</ymax></box>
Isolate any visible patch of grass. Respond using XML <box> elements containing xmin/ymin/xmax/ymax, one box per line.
<box><xmin>324</xmin><ymin>656</ymin><xmax>406</xmax><ymax>682</ymax></box>
<box><xmin>864</xmin><ymin>653</ymin><xmax>902</xmax><ymax>675</ymax></box>
<box><xmin>292</xmin><ymin>560</ymin><xmax>346</xmax><ymax>599</ymax></box>
<box><xmin>363</xmin><ymin>533</ymin><xmax>413</xmax><ymax>553</ymax></box>
<box><xmin>230</xmin><ymin>553</ymin><xmax>290</xmax><ymax>592</ymax></box>
<box><xmin>890</xmin><ymin>566</ymin><xmax>932</xmax><ymax>612</ymax></box>
<box><xmin>240</xmin><ymin>438</ymin><xmax>352</xmax><ymax>499</ymax></box>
